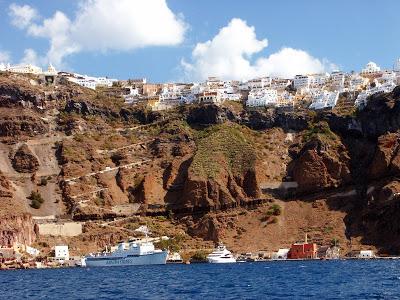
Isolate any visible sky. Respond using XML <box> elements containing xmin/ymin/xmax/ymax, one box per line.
<box><xmin>0</xmin><ymin>0</ymin><xmax>399</xmax><ymax>82</ymax></box>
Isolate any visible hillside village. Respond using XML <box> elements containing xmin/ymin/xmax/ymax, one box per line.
<box><xmin>1</xmin><ymin>59</ymin><xmax>399</xmax><ymax>112</ymax></box>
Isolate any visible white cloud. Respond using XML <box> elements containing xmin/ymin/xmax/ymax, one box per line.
<box><xmin>0</xmin><ymin>51</ymin><xmax>11</xmax><ymax>63</ymax></box>
<box><xmin>19</xmin><ymin>48</ymin><xmax>42</xmax><ymax>66</ymax></box>
<box><xmin>8</xmin><ymin>3</ymin><xmax>38</xmax><ymax>29</ymax></box>
<box><xmin>182</xmin><ymin>18</ymin><xmax>334</xmax><ymax>81</ymax></box>
<box><xmin>9</xmin><ymin>0</ymin><xmax>187</xmax><ymax>67</ymax></box>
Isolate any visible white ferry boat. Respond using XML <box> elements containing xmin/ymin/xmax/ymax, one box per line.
<box><xmin>207</xmin><ymin>243</ymin><xmax>236</xmax><ymax>263</ymax></box>
<box><xmin>84</xmin><ymin>241</ymin><xmax>168</xmax><ymax>267</ymax></box>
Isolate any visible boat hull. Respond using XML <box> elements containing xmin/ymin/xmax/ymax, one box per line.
<box><xmin>207</xmin><ymin>258</ymin><xmax>236</xmax><ymax>264</ymax></box>
<box><xmin>85</xmin><ymin>251</ymin><xmax>168</xmax><ymax>267</ymax></box>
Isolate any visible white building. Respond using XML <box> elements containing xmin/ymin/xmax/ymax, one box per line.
<box><xmin>247</xmin><ymin>77</ymin><xmax>271</xmax><ymax>90</ymax></box>
<box><xmin>247</xmin><ymin>88</ymin><xmax>278</xmax><ymax>107</ymax></box>
<box><xmin>54</xmin><ymin>245</ymin><xmax>69</xmax><ymax>261</ymax></box>
<box><xmin>198</xmin><ymin>91</ymin><xmax>221</xmax><ymax>104</ymax></box>
<box><xmin>349</xmin><ymin>74</ymin><xmax>369</xmax><ymax>91</ymax></box>
<box><xmin>361</xmin><ymin>61</ymin><xmax>381</xmax><ymax>75</ymax></box>
<box><xmin>67</xmin><ymin>74</ymin><xmax>117</xmax><ymax>90</ymax></box>
<box><xmin>309</xmin><ymin>90</ymin><xmax>339</xmax><ymax>110</ymax></box>
<box><xmin>293</xmin><ymin>75</ymin><xmax>311</xmax><ymax>91</ymax></box>
<box><xmin>310</xmin><ymin>73</ymin><xmax>329</xmax><ymax>87</ymax></box>
<box><xmin>0</xmin><ymin>63</ymin><xmax>6</xmax><ymax>71</ymax></box>
<box><xmin>123</xmin><ymin>87</ymin><xmax>140</xmax><ymax>104</ymax></box>
<box><xmin>26</xmin><ymin>245</ymin><xmax>40</xmax><ymax>256</ymax></box>
<box><xmin>155</xmin><ymin>85</ymin><xmax>183</xmax><ymax>110</ymax></box>
<box><xmin>379</xmin><ymin>70</ymin><xmax>397</xmax><ymax>84</ymax></box>
<box><xmin>330</xmin><ymin>71</ymin><xmax>346</xmax><ymax>90</ymax></box>
<box><xmin>277</xmin><ymin>91</ymin><xmax>295</xmax><ymax>107</ymax></box>
<box><xmin>271</xmin><ymin>78</ymin><xmax>291</xmax><ymax>90</ymax></box>
<box><xmin>6</xmin><ymin>63</ymin><xmax>43</xmax><ymax>75</ymax></box>
<box><xmin>272</xmin><ymin>248</ymin><xmax>289</xmax><ymax>260</ymax></box>
<box><xmin>355</xmin><ymin>81</ymin><xmax>397</xmax><ymax>108</ymax></box>
<box><xmin>358</xmin><ymin>250</ymin><xmax>375</xmax><ymax>259</ymax></box>
<box><xmin>219</xmin><ymin>91</ymin><xmax>241</xmax><ymax>101</ymax></box>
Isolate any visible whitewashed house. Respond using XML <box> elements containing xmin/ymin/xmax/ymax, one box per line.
<box><xmin>271</xmin><ymin>78</ymin><xmax>291</xmax><ymax>90</ymax></box>
<box><xmin>123</xmin><ymin>87</ymin><xmax>140</xmax><ymax>104</ymax></box>
<box><xmin>155</xmin><ymin>85</ymin><xmax>183</xmax><ymax>110</ymax></box>
<box><xmin>349</xmin><ymin>74</ymin><xmax>369</xmax><ymax>91</ymax></box>
<box><xmin>310</xmin><ymin>73</ymin><xmax>329</xmax><ymax>87</ymax></box>
<box><xmin>67</xmin><ymin>74</ymin><xmax>117</xmax><ymax>90</ymax></box>
<box><xmin>247</xmin><ymin>88</ymin><xmax>278</xmax><ymax>107</ymax></box>
<box><xmin>309</xmin><ymin>90</ymin><xmax>339</xmax><ymax>110</ymax></box>
<box><xmin>247</xmin><ymin>77</ymin><xmax>272</xmax><ymax>90</ymax></box>
<box><xmin>277</xmin><ymin>91</ymin><xmax>295</xmax><ymax>107</ymax></box>
<box><xmin>379</xmin><ymin>70</ymin><xmax>397</xmax><ymax>85</ymax></box>
<box><xmin>293</xmin><ymin>75</ymin><xmax>311</xmax><ymax>92</ymax></box>
<box><xmin>355</xmin><ymin>81</ymin><xmax>397</xmax><ymax>108</ymax></box>
<box><xmin>330</xmin><ymin>71</ymin><xmax>346</xmax><ymax>91</ymax></box>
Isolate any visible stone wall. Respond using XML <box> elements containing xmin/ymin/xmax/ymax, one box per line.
<box><xmin>37</xmin><ymin>222</ymin><xmax>83</xmax><ymax>237</ymax></box>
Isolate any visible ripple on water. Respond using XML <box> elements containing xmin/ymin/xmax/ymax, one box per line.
<box><xmin>1</xmin><ymin>261</ymin><xmax>400</xmax><ymax>299</ymax></box>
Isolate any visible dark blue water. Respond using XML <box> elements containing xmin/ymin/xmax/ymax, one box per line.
<box><xmin>1</xmin><ymin>260</ymin><xmax>400</xmax><ymax>299</ymax></box>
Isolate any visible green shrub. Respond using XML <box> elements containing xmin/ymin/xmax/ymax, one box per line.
<box><xmin>303</xmin><ymin>121</ymin><xmax>338</xmax><ymax>144</ymax></box>
<box><xmin>30</xmin><ymin>199</ymin><xmax>41</xmax><ymax>209</ymax></box>
<box><xmin>190</xmin><ymin>250</ymin><xmax>208</xmax><ymax>262</ymax></box>
<box><xmin>28</xmin><ymin>191</ymin><xmax>45</xmax><ymax>204</ymax></box>
<box><xmin>39</xmin><ymin>177</ymin><xmax>48</xmax><ymax>186</ymax></box>
<box><xmin>155</xmin><ymin>235</ymin><xmax>184</xmax><ymax>252</ymax></box>
<box><xmin>261</xmin><ymin>204</ymin><xmax>282</xmax><ymax>222</ymax></box>
<box><xmin>269</xmin><ymin>204</ymin><xmax>282</xmax><ymax>216</ymax></box>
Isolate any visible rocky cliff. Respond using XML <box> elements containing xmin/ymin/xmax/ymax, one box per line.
<box><xmin>2</xmin><ymin>72</ymin><xmax>400</xmax><ymax>255</ymax></box>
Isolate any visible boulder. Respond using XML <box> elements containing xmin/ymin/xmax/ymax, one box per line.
<box><xmin>11</xmin><ymin>144</ymin><xmax>39</xmax><ymax>173</ymax></box>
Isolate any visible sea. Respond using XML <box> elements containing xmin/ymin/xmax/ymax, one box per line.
<box><xmin>1</xmin><ymin>260</ymin><xmax>400</xmax><ymax>299</ymax></box>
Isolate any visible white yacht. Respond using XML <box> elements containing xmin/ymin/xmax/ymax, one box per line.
<box><xmin>84</xmin><ymin>241</ymin><xmax>168</xmax><ymax>267</ymax></box>
<box><xmin>207</xmin><ymin>243</ymin><xmax>236</xmax><ymax>263</ymax></box>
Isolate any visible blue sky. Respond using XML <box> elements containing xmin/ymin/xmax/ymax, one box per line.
<box><xmin>0</xmin><ymin>0</ymin><xmax>399</xmax><ymax>82</ymax></box>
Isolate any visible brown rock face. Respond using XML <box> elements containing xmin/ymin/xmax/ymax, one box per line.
<box><xmin>11</xmin><ymin>144</ymin><xmax>39</xmax><ymax>173</ymax></box>
<box><xmin>291</xmin><ymin>138</ymin><xmax>351</xmax><ymax>194</ymax></box>
<box><xmin>0</xmin><ymin>214</ymin><xmax>36</xmax><ymax>247</ymax></box>
<box><xmin>369</xmin><ymin>132</ymin><xmax>400</xmax><ymax>179</ymax></box>
<box><xmin>0</xmin><ymin>171</ymin><xmax>13</xmax><ymax>198</ymax></box>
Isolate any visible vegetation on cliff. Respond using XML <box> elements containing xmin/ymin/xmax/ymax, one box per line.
<box><xmin>190</xmin><ymin>123</ymin><xmax>257</xmax><ymax>179</ymax></box>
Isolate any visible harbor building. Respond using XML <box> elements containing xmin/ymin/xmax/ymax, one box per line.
<box><xmin>54</xmin><ymin>245</ymin><xmax>69</xmax><ymax>261</ymax></box>
<box><xmin>272</xmin><ymin>248</ymin><xmax>290</xmax><ymax>260</ymax></box>
<box><xmin>288</xmin><ymin>235</ymin><xmax>317</xmax><ymax>259</ymax></box>
<box><xmin>358</xmin><ymin>250</ymin><xmax>375</xmax><ymax>259</ymax></box>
